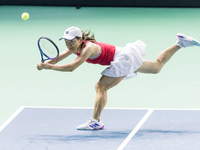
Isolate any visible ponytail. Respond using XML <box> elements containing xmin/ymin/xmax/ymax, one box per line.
<box><xmin>82</xmin><ymin>30</ymin><xmax>96</xmax><ymax>42</ymax></box>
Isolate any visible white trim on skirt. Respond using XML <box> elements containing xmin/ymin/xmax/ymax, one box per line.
<box><xmin>101</xmin><ymin>40</ymin><xmax>146</xmax><ymax>80</ymax></box>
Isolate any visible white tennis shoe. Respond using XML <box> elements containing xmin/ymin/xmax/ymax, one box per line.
<box><xmin>77</xmin><ymin>118</ymin><xmax>104</xmax><ymax>130</ymax></box>
<box><xmin>176</xmin><ymin>33</ymin><xmax>200</xmax><ymax>48</ymax></box>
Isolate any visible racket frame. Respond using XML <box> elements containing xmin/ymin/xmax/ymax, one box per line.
<box><xmin>38</xmin><ymin>37</ymin><xmax>59</xmax><ymax>63</ymax></box>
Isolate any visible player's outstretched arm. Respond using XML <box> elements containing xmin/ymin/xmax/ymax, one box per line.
<box><xmin>36</xmin><ymin>49</ymin><xmax>72</xmax><ymax>71</ymax></box>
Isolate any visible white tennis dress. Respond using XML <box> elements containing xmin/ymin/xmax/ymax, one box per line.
<box><xmin>101</xmin><ymin>40</ymin><xmax>146</xmax><ymax>80</ymax></box>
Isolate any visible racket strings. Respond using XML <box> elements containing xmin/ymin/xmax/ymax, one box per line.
<box><xmin>40</xmin><ymin>39</ymin><xmax>58</xmax><ymax>58</ymax></box>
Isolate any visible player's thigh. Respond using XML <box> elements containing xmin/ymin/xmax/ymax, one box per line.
<box><xmin>136</xmin><ymin>59</ymin><xmax>160</xmax><ymax>74</ymax></box>
<box><xmin>97</xmin><ymin>75</ymin><xmax>126</xmax><ymax>91</ymax></box>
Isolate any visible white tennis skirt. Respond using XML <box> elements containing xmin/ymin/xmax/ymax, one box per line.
<box><xmin>101</xmin><ymin>40</ymin><xmax>146</xmax><ymax>80</ymax></box>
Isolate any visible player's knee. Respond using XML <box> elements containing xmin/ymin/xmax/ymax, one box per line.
<box><xmin>95</xmin><ymin>82</ymin><xmax>106</xmax><ymax>93</ymax></box>
<box><xmin>153</xmin><ymin>68</ymin><xmax>161</xmax><ymax>74</ymax></box>
<box><xmin>153</xmin><ymin>61</ymin><xmax>163</xmax><ymax>74</ymax></box>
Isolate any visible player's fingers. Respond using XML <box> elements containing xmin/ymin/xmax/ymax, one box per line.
<box><xmin>36</xmin><ymin>65</ymin><xmax>42</xmax><ymax>70</ymax></box>
<box><xmin>36</xmin><ymin>62</ymin><xmax>43</xmax><ymax>70</ymax></box>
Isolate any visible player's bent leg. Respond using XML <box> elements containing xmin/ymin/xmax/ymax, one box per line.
<box><xmin>77</xmin><ymin>75</ymin><xmax>125</xmax><ymax>130</ymax></box>
<box><xmin>93</xmin><ymin>75</ymin><xmax>125</xmax><ymax>119</ymax></box>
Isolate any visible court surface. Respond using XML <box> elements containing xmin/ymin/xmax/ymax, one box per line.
<box><xmin>1</xmin><ymin>107</ymin><xmax>200</xmax><ymax>150</ymax></box>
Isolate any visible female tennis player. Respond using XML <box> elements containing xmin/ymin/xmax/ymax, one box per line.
<box><xmin>37</xmin><ymin>26</ymin><xmax>200</xmax><ymax>130</ymax></box>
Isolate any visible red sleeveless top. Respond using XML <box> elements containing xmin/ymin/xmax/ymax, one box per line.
<box><xmin>76</xmin><ymin>40</ymin><xmax>116</xmax><ymax>66</ymax></box>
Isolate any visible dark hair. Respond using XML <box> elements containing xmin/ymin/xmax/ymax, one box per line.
<box><xmin>81</xmin><ymin>30</ymin><xmax>96</xmax><ymax>42</ymax></box>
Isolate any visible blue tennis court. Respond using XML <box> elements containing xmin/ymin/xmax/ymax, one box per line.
<box><xmin>0</xmin><ymin>107</ymin><xmax>200</xmax><ymax>150</ymax></box>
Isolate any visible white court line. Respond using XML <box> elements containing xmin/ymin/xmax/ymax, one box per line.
<box><xmin>0</xmin><ymin>106</ymin><xmax>25</xmax><ymax>132</ymax></box>
<box><xmin>1</xmin><ymin>106</ymin><xmax>200</xmax><ymax>133</ymax></box>
<box><xmin>117</xmin><ymin>109</ymin><xmax>154</xmax><ymax>150</ymax></box>
<box><xmin>22</xmin><ymin>106</ymin><xmax>200</xmax><ymax>111</ymax></box>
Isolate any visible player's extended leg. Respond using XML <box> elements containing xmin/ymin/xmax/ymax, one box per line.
<box><xmin>137</xmin><ymin>33</ymin><xmax>200</xmax><ymax>74</ymax></box>
<box><xmin>136</xmin><ymin>44</ymin><xmax>180</xmax><ymax>74</ymax></box>
<box><xmin>77</xmin><ymin>75</ymin><xmax>125</xmax><ymax>130</ymax></box>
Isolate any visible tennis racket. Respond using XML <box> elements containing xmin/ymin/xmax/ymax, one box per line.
<box><xmin>38</xmin><ymin>37</ymin><xmax>59</xmax><ymax>63</ymax></box>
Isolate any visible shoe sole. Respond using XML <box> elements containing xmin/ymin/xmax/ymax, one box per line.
<box><xmin>77</xmin><ymin>125</ymin><xmax>104</xmax><ymax>130</ymax></box>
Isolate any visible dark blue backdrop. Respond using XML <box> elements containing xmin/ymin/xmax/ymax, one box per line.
<box><xmin>1</xmin><ymin>0</ymin><xmax>200</xmax><ymax>8</ymax></box>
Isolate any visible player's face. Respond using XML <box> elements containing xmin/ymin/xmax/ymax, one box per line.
<box><xmin>65</xmin><ymin>38</ymin><xmax>82</xmax><ymax>52</ymax></box>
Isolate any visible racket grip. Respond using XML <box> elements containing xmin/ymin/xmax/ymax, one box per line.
<box><xmin>38</xmin><ymin>60</ymin><xmax>44</xmax><ymax>70</ymax></box>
